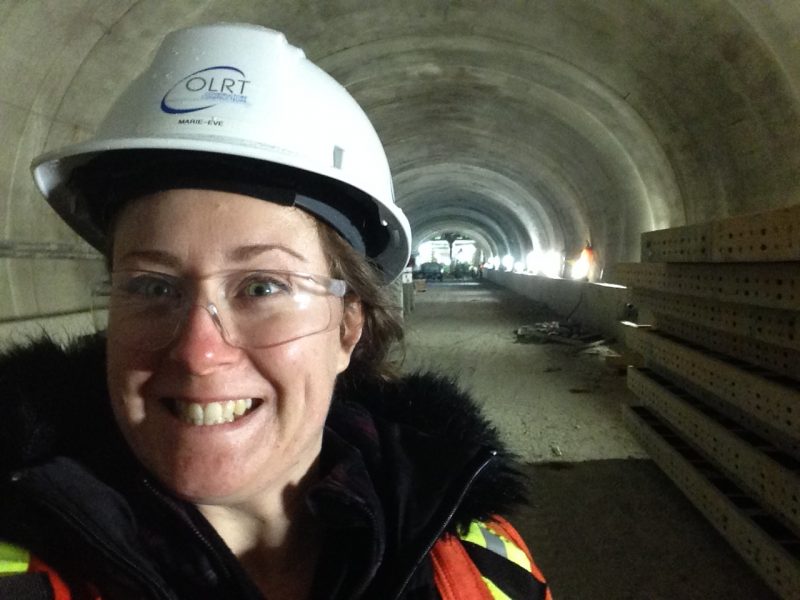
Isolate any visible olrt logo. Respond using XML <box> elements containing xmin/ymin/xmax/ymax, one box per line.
<box><xmin>161</xmin><ymin>66</ymin><xmax>250</xmax><ymax>114</ymax></box>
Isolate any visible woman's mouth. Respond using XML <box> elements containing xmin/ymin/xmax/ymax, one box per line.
<box><xmin>164</xmin><ymin>398</ymin><xmax>262</xmax><ymax>426</ymax></box>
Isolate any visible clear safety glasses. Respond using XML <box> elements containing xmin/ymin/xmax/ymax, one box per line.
<box><xmin>92</xmin><ymin>269</ymin><xmax>347</xmax><ymax>351</ymax></box>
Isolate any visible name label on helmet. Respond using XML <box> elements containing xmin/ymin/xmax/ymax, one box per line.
<box><xmin>177</xmin><ymin>118</ymin><xmax>224</xmax><ymax>126</ymax></box>
<box><xmin>161</xmin><ymin>66</ymin><xmax>251</xmax><ymax>115</ymax></box>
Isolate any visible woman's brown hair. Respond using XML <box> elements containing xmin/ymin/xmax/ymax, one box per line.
<box><xmin>317</xmin><ymin>221</ymin><xmax>405</xmax><ymax>381</ymax></box>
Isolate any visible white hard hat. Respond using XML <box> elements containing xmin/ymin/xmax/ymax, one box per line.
<box><xmin>31</xmin><ymin>22</ymin><xmax>411</xmax><ymax>282</ymax></box>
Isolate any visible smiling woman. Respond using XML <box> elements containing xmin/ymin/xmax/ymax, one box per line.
<box><xmin>105</xmin><ymin>190</ymin><xmax>358</xmax><ymax>509</ymax></box>
<box><xmin>0</xmin><ymin>23</ymin><xmax>549</xmax><ymax>600</ymax></box>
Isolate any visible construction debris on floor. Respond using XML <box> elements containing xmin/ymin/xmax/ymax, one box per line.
<box><xmin>515</xmin><ymin>321</ymin><xmax>603</xmax><ymax>347</ymax></box>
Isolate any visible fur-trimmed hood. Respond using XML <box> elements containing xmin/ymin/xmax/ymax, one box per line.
<box><xmin>0</xmin><ymin>334</ymin><xmax>528</xmax><ymax>529</ymax></box>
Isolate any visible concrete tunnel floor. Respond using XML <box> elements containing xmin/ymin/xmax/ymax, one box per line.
<box><xmin>402</xmin><ymin>280</ymin><xmax>778</xmax><ymax>600</ymax></box>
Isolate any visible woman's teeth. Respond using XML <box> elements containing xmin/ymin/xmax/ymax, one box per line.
<box><xmin>175</xmin><ymin>398</ymin><xmax>254</xmax><ymax>426</ymax></box>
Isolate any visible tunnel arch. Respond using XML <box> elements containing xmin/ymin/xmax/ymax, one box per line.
<box><xmin>317</xmin><ymin>31</ymin><xmax>682</xmax><ymax>270</ymax></box>
<box><xmin>2</xmin><ymin>0</ymin><xmax>800</xmax><ymax>325</ymax></box>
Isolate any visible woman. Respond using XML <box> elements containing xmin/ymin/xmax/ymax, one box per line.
<box><xmin>0</xmin><ymin>23</ymin><xmax>550</xmax><ymax>599</ymax></box>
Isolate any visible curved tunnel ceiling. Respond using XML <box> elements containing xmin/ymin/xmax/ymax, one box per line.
<box><xmin>328</xmin><ymin>33</ymin><xmax>674</xmax><ymax>266</ymax></box>
<box><xmin>2</xmin><ymin>0</ymin><xmax>799</xmax><ymax>316</ymax></box>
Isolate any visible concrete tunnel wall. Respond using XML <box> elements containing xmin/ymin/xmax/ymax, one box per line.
<box><xmin>1</xmin><ymin>0</ymin><xmax>800</xmax><ymax>344</ymax></box>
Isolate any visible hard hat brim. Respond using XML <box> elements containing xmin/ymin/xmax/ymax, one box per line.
<box><xmin>32</xmin><ymin>136</ymin><xmax>411</xmax><ymax>283</ymax></box>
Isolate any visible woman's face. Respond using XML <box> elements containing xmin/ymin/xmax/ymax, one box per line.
<box><xmin>106</xmin><ymin>188</ymin><xmax>362</xmax><ymax>505</ymax></box>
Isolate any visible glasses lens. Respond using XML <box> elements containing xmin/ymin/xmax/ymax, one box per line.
<box><xmin>105</xmin><ymin>270</ymin><xmax>344</xmax><ymax>351</ymax></box>
<box><xmin>223</xmin><ymin>271</ymin><xmax>341</xmax><ymax>348</ymax></box>
<box><xmin>107</xmin><ymin>271</ymin><xmax>184</xmax><ymax>351</ymax></box>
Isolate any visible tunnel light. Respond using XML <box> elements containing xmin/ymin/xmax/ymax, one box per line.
<box><xmin>541</xmin><ymin>251</ymin><xmax>563</xmax><ymax>278</ymax></box>
<box><xmin>417</xmin><ymin>241</ymin><xmax>433</xmax><ymax>262</ymax></box>
<box><xmin>570</xmin><ymin>243</ymin><xmax>594</xmax><ymax>280</ymax></box>
<box><xmin>487</xmin><ymin>256</ymin><xmax>499</xmax><ymax>269</ymax></box>
<box><xmin>526</xmin><ymin>250</ymin><xmax>539</xmax><ymax>273</ymax></box>
<box><xmin>453</xmin><ymin>240</ymin><xmax>477</xmax><ymax>264</ymax></box>
<box><xmin>513</xmin><ymin>261</ymin><xmax>525</xmax><ymax>273</ymax></box>
<box><xmin>502</xmin><ymin>254</ymin><xmax>514</xmax><ymax>271</ymax></box>
<box><xmin>571</xmin><ymin>253</ymin><xmax>590</xmax><ymax>280</ymax></box>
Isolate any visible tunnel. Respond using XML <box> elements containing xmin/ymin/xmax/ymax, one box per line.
<box><xmin>1</xmin><ymin>2</ymin><xmax>799</xmax><ymax>598</ymax></box>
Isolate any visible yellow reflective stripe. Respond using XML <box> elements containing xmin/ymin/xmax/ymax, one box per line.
<box><xmin>460</xmin><ymin>520</ymin><xmax>489</xmax><ymax>547</ymax></box>
<box><xmin>483</xmin><ymin>523</ymin><xmax>532</xmax><ymax>573</ymax></box>
<box><xmin>482</xmin><ymin>576</ymin><xmax>513</xmax><ymax>600</ymax></box>
<box><xmin>460</xmin><ymin>520</ymin><xmax>532</xmax><ymax>573</ymax></box>
<box><xmin>0</xmin><ymin>541</ymin><xmax>30</xmax><ymax>575</ymax></box>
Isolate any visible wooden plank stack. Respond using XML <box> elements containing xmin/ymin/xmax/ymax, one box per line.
<box><xmin>611</xmin><ymin>205</ymin><xmax>800</xmax><ymax>598</ymax></box>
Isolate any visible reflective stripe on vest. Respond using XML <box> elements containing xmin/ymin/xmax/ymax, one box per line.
<box><xmin>456</xmin><ymin>518</ymin><xmax>551</xmax><ymax>599</ymax></box>
<box><xmin>483</xmin><ymin>577</ymin><xmax>513</xmax><ymax>600</ymax></box>
<box><xmin>0</xmin><ymin>541</ymin><xmax>30</xmax><ymax>575</ymax></box>
<box><xmin>460</xmin><ymin>520</ymin><xmax>532</xmax><ymax>573</ymax></box>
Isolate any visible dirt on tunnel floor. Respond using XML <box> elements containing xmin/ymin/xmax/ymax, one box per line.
<box><xmin>402</xmin><ymin>280</ymin><xmax>778</xmax><ymax>600</ymax></box>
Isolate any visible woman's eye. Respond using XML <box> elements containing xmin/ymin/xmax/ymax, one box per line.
<box><xmin>125</xmin><ymin>276</ymin><xmax>178</xmax><ymax>298</ymax></box>
<box><xmin>243</xmin><ymin>279</ymin><xmax>287</xmax><ymax>297</ymax></box>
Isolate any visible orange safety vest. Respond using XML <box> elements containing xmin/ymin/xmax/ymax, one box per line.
<box><xmin>3</xmin><ymin>518</ymin><xmax>550</xmax><ymax>600</ymax></box>
<box><xmin>0</xmin><ymin>541</ymin><xmax>102</xmax><ymax>600</ymax></box>
<box><xmin>432</xmin><ymin>515</ymin><xmax>552</xmax><ymax>600</ymax></box>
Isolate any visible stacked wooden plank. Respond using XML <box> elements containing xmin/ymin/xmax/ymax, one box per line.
<box><xmin>612</xmin><ymin>205</ymin><xmax>800</xmax><ymax>598</ymax></box>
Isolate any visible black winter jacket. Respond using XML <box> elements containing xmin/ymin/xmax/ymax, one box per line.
<box><xmin>0</xmin><ymin>335</ymin><xmax>529</xmax><ymax>599</ymax></box>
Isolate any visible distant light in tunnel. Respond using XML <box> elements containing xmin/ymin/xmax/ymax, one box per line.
<box><xmin>570</xmin><ymin>244</ymin><xmax>594</xmax><ymax>280</ymax></box>
<box><xmin>502</xmin><ymin>255</ymin><xmax>515</xmax><ymax>271</ymax></box>
<box><xmin>571</xmin><ymin>253</ymin><xmax>590</xmax><ymax>280</ymax></box>
<box><xmin>418</xmin><ymin>240</ymin><xmax>450</xmax><ymax>264</ymax></box>
<box><xmin>488</xmin><ymin>256</ymin><xmax>500</xmax><ymax>269</ymax></box>
<box><xmin>525</xmin><ymin>250</ymin><xmax>563</xmax><ymax>278</ymax></box>
<box><xmin>453</xmin><ymin>240</ymin><xmax>477</xmax><ymax>265</ymax></box>
<box><xmin>541</xmin><ymin>251</ymin><xmax>564</xmax><ymax>278</ymax></box>
<box><xmin>417</xmin><ymin>239</ymin><xmax>478</xmax><ymax>273</ymax></box>
<box><xmin>526</xmin><ymin>251</ymin><xmax>538</xmax><ymax>273</ymax></box>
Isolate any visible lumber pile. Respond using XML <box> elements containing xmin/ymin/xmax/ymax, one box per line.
<box><xmin>612</xmin><ymin>204</ymin><xmax>800</xmax><ymax>598</ymax></box>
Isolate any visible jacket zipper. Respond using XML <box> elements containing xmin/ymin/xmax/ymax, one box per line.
<box><xmin>332</xmin><ymin>491</ymin><xmax>380</xmax><ymax>599</ymax></box>
<box><xmin>17</xmin><ymin>445</ymin><xmax>498</xmax><ymax>599</ymax></box>
<box><xmin>139</xmin><ymin>477</ymin><xmax>230</xmax><ymax>573</ymax></box>
<box><xmin>30</xmin><ymin>493</ymin><xmax>175</xmax><ymax>600</ymax></box>
<box><xmin>390</xmin><ymin>447</ymin><xmax>498</xmax><ymax>599</ymax></box>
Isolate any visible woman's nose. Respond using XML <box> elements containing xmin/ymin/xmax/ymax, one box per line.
<box><xmin>167</xmin><ymin>303</ymin><xmax>240</xmax><ymax>374</ymax></box>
